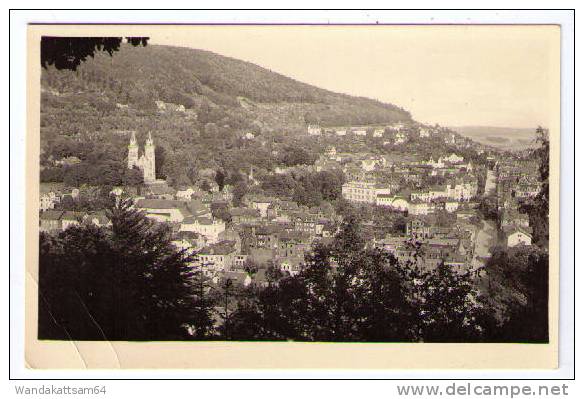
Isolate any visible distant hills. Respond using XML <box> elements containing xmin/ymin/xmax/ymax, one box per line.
<box><xmin>450</xmin><ymin>126</ymin><xmax>539</xmax><ymax>151</ymax></box>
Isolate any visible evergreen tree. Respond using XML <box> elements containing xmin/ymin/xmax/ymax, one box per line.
<box><xmin>187</xmin><ymin>269</ymin><xmax>216</xmax><ymax>340</ymax></box>
<box><xmin>38</xmin><ymin>199</ymin><xmax>202</xmax><ymax>340</ymax></box>
<box><xmin>412</xmin><ymin>262</ymin><xmax>486</xmax><ymax>342</ymax></box>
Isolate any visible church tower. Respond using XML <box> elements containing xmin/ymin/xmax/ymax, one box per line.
<box><xmin>143</xmin><ymin>132</ymin><xmax>156</xmax><ymax>184</ymax></box>
<box><xmin>127</xmin><ymin>132</ymin><xmax>157</xmax><ymax>184</ymax></box>
<box><xmin>127</xmin><ymin>131</ymin><xmax>139</xmax><ymax>169</ymax></box>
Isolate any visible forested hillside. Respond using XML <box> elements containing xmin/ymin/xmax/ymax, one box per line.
<box><xmin>40</xmin><ymin>43</ymin><xmax>412</xmax><ymax>187</ymax></box>
<box><xmin>41</xmin><ymin>43</ymin><xmax>411</xmax><ymax>131</ymax></box>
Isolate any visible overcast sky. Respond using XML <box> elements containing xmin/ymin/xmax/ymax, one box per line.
<box><xmin>150</xmin><ymin>25</ymin><xmax>559</xmax><ymax>129</ymax></box>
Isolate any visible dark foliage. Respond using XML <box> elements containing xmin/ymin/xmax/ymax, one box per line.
<box><xmin>482</xmin><ymin>246</ymin><xmax>549</xmax><ymax>342</ymax></box>
<box><xmin>41</xmin><ymin>37</ymin><xmax>149</xmax><ymax>71</ymax></box>
<box><xmin>38</xmin><ymin>199</ymin><xmax>203</xmax><ymax>340</ymax></box>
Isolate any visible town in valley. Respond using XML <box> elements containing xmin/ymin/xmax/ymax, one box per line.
<box><xmin>37</xmin><ymin>40</ymin><xmax>549</xmax><ymax>342</ymax></box>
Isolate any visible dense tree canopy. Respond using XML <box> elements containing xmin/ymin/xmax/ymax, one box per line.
<box><xmin>41</xmin><ymin>37</ymin><xmax>149</xmax><ymax>71</ymax></box>
<box><xmin>39</xmin><ymin>200</ymin><xmax>203</xmax><ymax>340</ymax></box>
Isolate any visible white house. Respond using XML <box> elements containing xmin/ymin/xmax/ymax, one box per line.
<box><xmin>279</xmin><ymin>256</ymin><xmax>303</xmax><ymax>276</ymax></box>
<box><xmin>60</xmin><ymin>211</ymin><xmax>84</xmax><ymax>230</ymax></box>
<box><xmin>307</xmin><ymin>125</ymin><xmax>321</xmax><ymax>136</ymax></box>
<box><xmin>505</xmin><ymin>227</ymin><xmax>533</xmax><ymax>247</ymax></box>
<box><xmin>426</xmin><ymin>157</ymin><xmax>445</xmax><ymax>169</ymax></box>
<box><xmin>176</xmin><ymin>188</ymin><xmax>197</xmax><ymax>201</ymax></box>
<box><xmin>394</xmin><ymin>132</ymin><xmax>407</xmax><ymax>144</ymax></box>
<box><xmin>373</xmin><ymin>128</ymin><xmax>384</xmax><ymax>138</ymax></box>
<box><xmin>335</xmin><ymin>129</ymin><xmax>347</xmax><ymax>136</ymax></box>
<box><xmin>361</xmin><ymin>159</ymin><xmax>377</xmax><ymax>172</ymax></box>
<box><xmin>325</xmin><ymin>146</ymin><xmax>337</xmax><ymax>158</ymax></box>
<box><xmin>40</xmin><ymin>192</ymin><xmax>60</xmax><ymax>211</ymax></box>
<box><xmin>444</xmin><ymin>200</ymin><xmax>460</xmax><ymax>213</ymax></box>
<box><xmin>251</xmin><ymin>198</ymin><xmax>273</xmax><ymax>218</ymax></box>
<box><xmin>342</xmin><ymin>181</ymin><xmax>376</xmax><ymax>204</ymax></box>
<box><xmin>409</xmin><ymin>201</ymin><xmax>433</xmax><ymax>216</ymax></box>
<box><xmin>180</xmin><ymin>216</ymin><xmax>226</xmax><ymax>244</ymax></box>
<box><xmin>443</xmin><ymin>153</ymin><xmax>464</xmax><ymax>164</ymax></box>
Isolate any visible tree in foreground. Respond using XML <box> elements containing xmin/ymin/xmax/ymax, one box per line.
<box><xmin>482</xmin><ymin>245</ymin><xmax>549</xmax><ymax>343</ymax></box>
<box><xmin>41</xmin><ymin>37</ymin><xmax>149</xmax><ymax>71</ymax></box>
<box><xmin>38</xmin><ymin>199</ymin><xmax>206</xmax><ymax>340</ymax></box>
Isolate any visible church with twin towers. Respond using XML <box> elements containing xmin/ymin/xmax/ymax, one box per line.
<box><xmin>127</xmin><ymin>131</ymin><xmax>156</xmax><ymax>184</ymax></box>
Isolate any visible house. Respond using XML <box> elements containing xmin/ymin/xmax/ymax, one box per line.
<box><xmin>307</xmin><ymin>124</ymin><xmax>321</xmax><ymax>136</ymax></box>
<box><xmin>361</xmin><ymin>159</ymin><xmax>378</xmax><ymax>172</ymax></box>
<box><xmin>135</xmin><ymin>199</ymin><xmax>189</xmax><ymax>223</ymax></box>
<box><xmin>180</xmin><ymin>216</ymin><xmax>225</xmax><ymax>244</ymax></box>
<box><xmin>40</xmin><ymin>191</ymin><xmax>60</xmax><ymax>211</ymax></box>
<box><xmin>375</xmin><ymin>193</ymin><xmax>394</xmax><ymax>207</ymax></box>
<box><xmin>185</xmin><ymin>199</ymin><xmax>212</xmax><ymax>218</ymax></box>
<box><xmin>426</xmin><ymin>157</ymin><xmax>445</xmax><ymax>169</ymax></box>
<box><xmin>444</xmin><ymin>200</ymin><xmax>460</xmax><ymax>213</ymax></box>
<box><xmin>252</xmin><ymin>224</ymin><xmax>282</xmax><ymax>249</ymax></box>
<box><xmin>443</xmin><ymin>153</ymin><xmax>464</xmax><ymax>164</ymax></box>
<box><xmin>419</xmin><ymin>127</ymin><xmax>430</xmax><ymax>138</ymax></box>
<box><xmin>504</xmin><ymin>226</ymin><xmax>533</xmax><ymax>247</ymax></box>
<box><xmin>230</xmin><ymin>207</ymin><xmax>262</xmax><ymax>224</ymax></box>
<box><xmin>61</xmin><ymin>211</ymin><xmax>85</xmax><ymax>230</ymax></box>
<box><xmin>230</xmin><ymin>255</ymin><xmax>248</xmax><ymax>271</ymax></box>
<box><xmin>250</xmin><ymin>197</ymin><xmax>274</xmax><ymax>218</ymax></box>
<box><xmin>500</xmin><ymin>209</ymin><xmax>530</xmax><ymax>229</ymax></box>
<box><xmin>335</xmin><ymin>129</ymin><xmax>347</xmax><ymax>136</ymax></box>
<box><xmin>176</xmin><ymin>187</ymin><xmax>199</xmax><ymax>201</ymax></box>
<box><xmin>373</xmin><ymin>128</ymin><xmax>384</xmax><ymax>138</ymax></box>
<box><xmin>314</xmin><ymin>157</ymin><xmax>341</xmax><ymax>172</ymax></box>
<box><xmin>325</xmin><ymin>146</ymin><xmax>337</xmax><ymax>158</ymax></box>
<box><xmin>171</xmin><ymin>231</ymin><xmax>204</xmax><ymax>253</ymax></box>
<box><xmin>390</xmin><ymin>196</ymin><xmax>410</xmax><ymax>211</ymax></box>
<box><xmin>342</xmin><ymin>181</ymin><xmax>376</xmax><ymax>204</ymax></box>
<box><xmin>54</xmin><ymin>156</ymin><xmax>81</xmax><ymax>167</ymax></box>
<box><xmin>353</xmin><ymin>129</ymin><xmax>367</xmax><ymax>136</ymax></box>
<box><xmin>409</xmin><ymin>201</ymin><xmax>433</xmax><ymax>216</ymax></box>
<box><xmin>321</xmin><ymin>223</ymin><xmax>337</xmax><ymax>238</ymax></box>
<box><xmin>375</xmin><ymin>235</ymin><xmax>409</xmax><ymax>255</ymax></box>
<box><xmin>394</xmin><ymin>131</ymin><xmax>407</xmax><ymax>144</ymax></box>
<box><xmin>39</xmin><ymin>210</ymin><xmax>63</xmax><ymax>232</ymax></box>
<box><xmin>376</xmin><ymin>195</ymin><xmax>409</xmax><ymax>211</ymax></box>
<box><xmin>278</xmin><ymin>231</ymin><xmax>310</xmax><ymax>257</ymax></box>
<box><xmin>445</xmin><ymin>133</ymin><xmax>457</xmax><ymax>144</ymax></box>
<box><xmin>83</xmin><ymin>211</ymin><xmax>111</xmax><ymax>228</ymax></box>
<box><xmin>197</xmin><ymin>240</ymin><xmax>239</xmax><ymax>274</ymax></box>
<box><xmin>278</xmin><ymin>256</ymin><xmax>303</xmax><ymax>276</ymax></box>
<box><xmin>407</xmin><ymin>219</ymin><xmax>431</xmax><ymax>238</ymax></box>
<box><xmin>456</xmin><ymin>209</ymin><xmax>477</xmax><ymax>220</ymax></box>
<box><xmin>444</xmin><ymin>254</ymin><xmax>468</xmax><ymax>270</ymax></box>
<box><xmin>134</xmin><ymin>198</ymin><xmax>210</xmax><ymax>224</ymax></box>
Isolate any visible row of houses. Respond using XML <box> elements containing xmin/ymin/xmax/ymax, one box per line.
<box><xmin>39</xmin><ymin>210</ymin><xmax>111</xmax><ymax>232</ymax></box>
<box><xmin>373</xmin><ymin>233</ymin><xmax>472</xmax><ymax>272</ymax></box>
<box><xmin>342</xmin><ymin>178</ymin><xmax>479</xmax><ymax>212</ymax></box>
<box><xmin>307</xmin><ymin>123</ymin><xmax>442</xmax><ymax>141</ymax></box>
